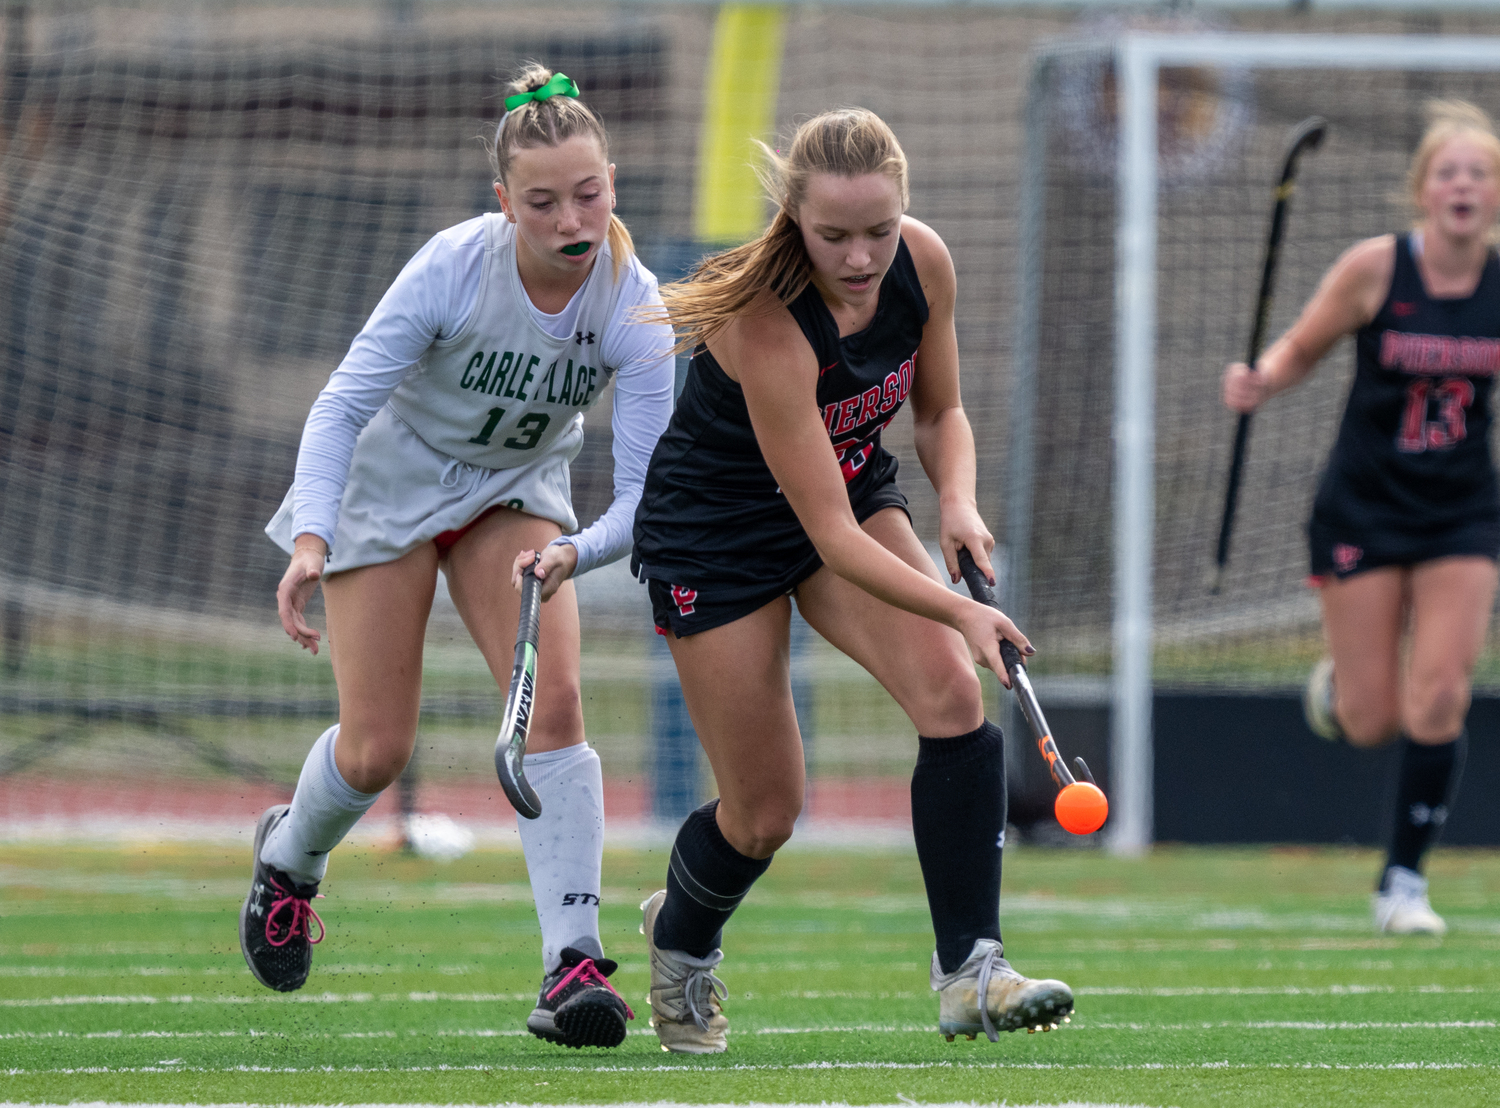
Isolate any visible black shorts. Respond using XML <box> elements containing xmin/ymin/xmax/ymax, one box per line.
<box><xmin>647</xmin><ymin>477</ymin><xmax>911</xmax><ymax>637</ymax></box>
<box><xmin>1307</xmin><ymin>512</ymin><xmax>1500</xmax><ymax>581</ymax></box>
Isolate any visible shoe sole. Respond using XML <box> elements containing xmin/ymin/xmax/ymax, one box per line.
<box><xmin>527</xmin><ymin>997</ymin><xmax>629</xmax><ymax>1049</ymax></box>
<box><xmin>239</xmin><ymin>804</ymin><xmax>296</xmax><ymax>992</ymax></box>
<box><xmin>940</xmin><ymin>980</ymin><xmax>1075</xmax><ymax>1039</ymax></box>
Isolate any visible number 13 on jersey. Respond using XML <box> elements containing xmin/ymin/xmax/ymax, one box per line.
<box><xmin>1397</xmin><ymin>376</ymin><xmax>1474</xmax><ymax>454</ymax></box>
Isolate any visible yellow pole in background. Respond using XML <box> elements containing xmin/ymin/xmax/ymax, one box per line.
<box><xmin>694</xmin><ymin>3</ymin><xmax>786</xmax><ymax>246</ymax></box>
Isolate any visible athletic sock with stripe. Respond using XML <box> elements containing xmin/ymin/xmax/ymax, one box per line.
<box><xmin>515</xmin><ymin>742</ymin><xmax>607</xmax><ymax>972</ymax></box>
<box><xmin>259</xmin><ymin>724</ymin><xmax>381</xmax><ymax>884</ymax></box>
<box><xmin>653</xmin><ymin>800</ymin><xmax>772</xmax><ymax>959</ymax></box>
<box><xmin>1382</xmin><ymin>732</ymin><xmax>1465</xmax><ymax>887</ymax></box>
<box><xmin>912</xmin><ymin>719</ymin><xmax>1006</xmax><ymax>975</ymax></box>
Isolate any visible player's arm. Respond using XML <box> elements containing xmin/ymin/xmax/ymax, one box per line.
<box><xmin>1224</xmin><ymin>234</ymin><xmax>1394</xmax><ymax>413</ymax></box>
<box><xmin>715</xmin><ymin>295</ymin><xmax>1031</xmax><ymax>680</ymax></box>
<box><xmin>901</xmin><ymin>217</ymin><xmax>993</xmax><ymax>585</ymax></box>
<box><xmin>279</xmin><ymin>231</ymin><xmax>467</xmax><ymax>651</ymax></box>
<box><xmin>522</xmin><ymin>270</ymin><xmax>676</xmax><ymax>599</ymax></box>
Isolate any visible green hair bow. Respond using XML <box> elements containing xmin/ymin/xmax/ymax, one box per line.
<box><xmin>504</xmin><ymin>73</ymin><xmax>580</xmax><ymax>112</ymax></box>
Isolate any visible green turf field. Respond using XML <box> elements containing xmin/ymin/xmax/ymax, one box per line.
<box><xmin>3</xmin><ymin>843</ymin><xmax>1498</xmax><ymax>1107</ymax></box>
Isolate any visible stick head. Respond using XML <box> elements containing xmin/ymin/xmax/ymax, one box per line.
<box><xmin>1290</xmin><ymin>116</ymin><xmax>1328</xmax><ymax>159</ymax></box>
<box><xmin>1055</xmin><ymin>781</ymin><xmax>1108</xmax><ymax>836</ymax></box>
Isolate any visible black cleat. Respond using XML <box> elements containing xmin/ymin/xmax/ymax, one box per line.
<box><xmin>526</xmin><ymin>945</ymin><xmax>634</xmax><ymax>1048</ymax></box>
<box><xmin>239</xmin><ymin>804</ymin><xmax>325</xmax><ymax>992</ymax></box>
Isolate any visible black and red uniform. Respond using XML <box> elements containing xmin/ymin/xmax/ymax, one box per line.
<box><xmin>633</xmin><ymin>237</ymin><xmax>928</xmax><ymax>634</ymax></box>
<box><xmin>1309</xmin><ymin>232</ymin><xmax>1500</xmax><ymax>580</ymax></box>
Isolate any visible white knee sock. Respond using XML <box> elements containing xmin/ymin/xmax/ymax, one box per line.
<box><xmin>260</xmin><ymin>725</ymin><xmax>381</xmax><ymax>885</ymax></box>
<box><xmin>516</xmin><ymin>742</ymin><xmax>606</xmax><ymax>973</ymax></box>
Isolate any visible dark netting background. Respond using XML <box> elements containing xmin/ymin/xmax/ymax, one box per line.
<box><xmin>0</xmin><ymin>5</ymin><xmax>682</xmax><ymax>721</ymax></box>
<box><xmin>6</xmin><ymin>2</ymin><xmax>1500</xmax><ymax>812</ymax></box>
<box><xmin>0</xmin><ymin>2</ymin><xmax>1044</xmax><ymax>805</ymax></box>
<box><xmin>1025</xmin><ymin>57</ymin><xmax>1500</xmax><ymax>689</ymax></box>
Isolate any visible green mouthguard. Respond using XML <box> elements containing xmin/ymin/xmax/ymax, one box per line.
<box><xmin>560</xmin><ymin>242</ymin><xmax>591</xmax><ymax>256</ymax></box>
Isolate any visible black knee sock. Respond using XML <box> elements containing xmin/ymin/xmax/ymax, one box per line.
<box><xmin>653</xmin><ymin>800</ymin><xmax>773</xmax><ymax>958</ymax></box>
<box><xmin>1382</xmin><ymin>733</ymin><xmax>1466</xmax><ymax>887</ymax></box>
<box><xmin>911</xmin><ymin>719</ymin><xmax>1005</xmax><ymax>975</ymax></box>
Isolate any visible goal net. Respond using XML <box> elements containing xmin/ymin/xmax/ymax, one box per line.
<box><xmin>0</xmin><ymin>0</ymin><xmax>1036</xmax><ymax>844</ymax></box>
<box><xmin>1017</xmin><ymin>34</ymin><xmax>1500</xmax><ymax>848</ymax></box>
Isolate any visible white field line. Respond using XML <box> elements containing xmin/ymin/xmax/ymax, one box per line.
<box><xmin>4</xmin><ymin>983</ymin><xmax>1497</xmax><ymax>1008</ymax></box>
<box><xmin>0</xmin><ymin>819</ymin><xmax>916</xmax><ymax>851</ymax></box>
<box><xmin>7</xmin><ymin>866</ymin><xmax>1500</xmax><ymax>934</ymax></box>
<box><xmin>4</xmin><ymin>1021</ymin><xmax>1495</xmax><ymax>1042</ymax></box>
<box><xmin>5</xmin><ymin>1061</ymin><xmax>1497</xmax><ymax>1076</ymax></box>
<box><xmin>0</xmin><ymin>1103</ymin><xmax>1156</xmax><ymax>1108</ymax></box>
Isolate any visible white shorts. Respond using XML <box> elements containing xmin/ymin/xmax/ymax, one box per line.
<box><xmin>266</xmin><ymin>404</ymin><xmax>583</xmax><ymax>575</ymax></box>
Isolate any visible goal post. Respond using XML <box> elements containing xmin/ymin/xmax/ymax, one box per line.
<box><xmin>1016</xmin><ymin>34</ymin><xmax>1500</xmax><ymax>856</ymax></box>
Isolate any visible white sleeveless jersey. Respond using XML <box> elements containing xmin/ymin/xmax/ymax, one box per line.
<box><xmin>386</xmin><ymin>214</ymin><xmax>627</xmax><ymax>470</ymax></box>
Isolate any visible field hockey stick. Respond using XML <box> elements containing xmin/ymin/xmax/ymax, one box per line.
<box><xmin>956</xmin><ymin>547</ymin><xmax>1108</xmax><ymax>836</ymax></box>
<box><xmin>494</xmin><ymin>553</ymin><xmax>544</xmax><ymax>819</ymax></box>
<box><xmin>1209</xmin><ymin>116</ymin><xmax>1328</xmax><ymax>595</ymax></box>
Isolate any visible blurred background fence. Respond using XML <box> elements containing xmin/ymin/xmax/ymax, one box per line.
<box><xmin>5</xmin><ymin>0</ymin><xmax>1500</xmax><ymax>848</ymax></box>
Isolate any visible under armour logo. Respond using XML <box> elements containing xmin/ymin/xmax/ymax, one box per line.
<box><xmin>575</xmin><ymin>331</ymin><xmax>596</xmax><ymax>345</ymax></box>
<box><xmin>1410</xmin><ymin>802</ymin><xmax>1447</xmax><ymax>827</ymax></box>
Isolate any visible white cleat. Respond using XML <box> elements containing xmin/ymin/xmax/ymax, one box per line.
<box><xmin>932</xmin><ymin>938</ymin><xmax>1074</xmax><ymax>1042</ymax></box>
<box><xmin>640</xmin><ymin>890</ymin><xmax>729</xmax><ymax>1053</ymax></box>
<box><xmin>1374</xmin><ymin>866</ymin><xmax>1447</xmax><ymax>936</ymax></box>
<box><xmin>1303</xmin><ymin>657</ymin><xmax>1345</xmax><ymax>742</ymax></box>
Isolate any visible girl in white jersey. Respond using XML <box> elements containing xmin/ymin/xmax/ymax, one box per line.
<box><xmin>242</xmin><ymin>66</ymin><xmax>673</xmax><ymax>1050</ymax></box>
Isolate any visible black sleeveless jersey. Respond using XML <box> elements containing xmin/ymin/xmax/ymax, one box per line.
<box><xmin>633</xmin><ymin>237</ymin><xmax>929</xmax><ymax>597</ymax></box>
<box><xmin>1313</xmin><ymin>232</ymin><xmax>1500</xmax><ymax>536</ymax></box>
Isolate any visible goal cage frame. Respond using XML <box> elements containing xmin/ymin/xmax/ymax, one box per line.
<box><xmin>1012</xmin><ymin>33</ymin><xmax>1500</xmax><ymax>856</ymax></box>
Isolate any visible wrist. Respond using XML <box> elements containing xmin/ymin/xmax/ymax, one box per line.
<box><xmin>937</xmin><ymin>490</ymin><xmax>978</xmax><ymax>512</ymax></box>
<box><xmin>293</xmin><ymin>533</ymin><xmax>329</xmax><ymax>560</ymax></box>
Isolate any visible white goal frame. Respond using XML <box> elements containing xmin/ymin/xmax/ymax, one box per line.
<box><xmin>1013</xmin><ymin>33</ymin><xmax>1500</xmax><ymax>856</ymax></box>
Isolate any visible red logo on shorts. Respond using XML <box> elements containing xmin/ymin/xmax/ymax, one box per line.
<box><xmin>1333</xmin><ymin>543</ymin><xmax>1363</xmax><ymax>573</ymax></box>
<box><xmin>671</xmin><ymin>585</ymin><xmax>698</xmax><ymax>617</ymax></box>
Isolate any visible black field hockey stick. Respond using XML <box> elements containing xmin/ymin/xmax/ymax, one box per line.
<box><xmin>1210</xmin><ymin>116</ymin><xmax>1328</xmax><ymax>595</ymax></box>
<box><xmin>495</xmin><ymin>553</ymin><xmax>544</xmax><ymax>819</ymax></box>
<box><xmin>956</xmin><ymin>548</ymin><xmax>1108</xmax><ymax>836</ymax></box>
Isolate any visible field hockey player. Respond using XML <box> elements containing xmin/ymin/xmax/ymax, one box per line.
<box><xmin>248</xmin><ymin>64</ymin><xmax>673</xmax><ymax>1048</ymax></box>
<box><xmin>1223</xmin><ymin>99</ymin><xmax>1500</xmax><ymax>935</ymax></box>
<box><xmin>630</xmin><ymin>108</ymin><xmax>1074</xmax><ymax>1053</ymax></box>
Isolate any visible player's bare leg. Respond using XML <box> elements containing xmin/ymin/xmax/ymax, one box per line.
<box><xmin>1403</xmin><ymin>555</ymin><xmax>1497</xmax><ymax>743</ymax></box>
<box><xmin>643</xmin><ymin>600</ymin><xmax>802</xmax><ymax>1052</ymax></box>
<box><xmin>244</xmin><ymin>545</ymin><xmax>437</xmax><ymax>991</ymax></box>
<box><xmin>794</xmin><ymin>507</ymin><xmax>981</xmax><ymax>738</ymax></box>
<box><xmin>445</xmin><ymin>506</ymin><xmax>628</xmax><ymax>1047</ymax></box>
<box><xmin>795</xmin><ymin>507</ymin><xmax>1071</xmax><ymax>1039</ymax></box>
<box><xmin>666</xmin><ymin>597</ymin><xmax>805</xmax><ymax>859</ymax></box>
<box><xmin>322</xmin><ymin>547</ymin><xmax>441</xmax><ymax>789</ymax></box>
<box><xmin>1371</xmin><ymin>555</ymin><xmax>1496</xmax><ymax>934</ymax></box>
<box><xmin>1317</xmin><ymin>567</ymin><xmax>1406</xmax><ymax>748</ymax></box>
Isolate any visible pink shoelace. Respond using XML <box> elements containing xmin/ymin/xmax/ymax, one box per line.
<box><xmin>547</xmin><ymin>957</ymin><xmax>635</xmax><ymax>1019</ymax></box>
<box><xmin>264</xmin><ymin>875</ymin><xmax>326</xmax><ymax>948</ymax></box>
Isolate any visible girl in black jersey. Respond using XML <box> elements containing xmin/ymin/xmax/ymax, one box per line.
<box><xmin>629</xmin><ymin>109</ymin><xmax>1073</xmax><ymax>1053</ymax></box>
<box><xmin>1224</xmin><ymin>100</ymin><xmax>1500</xmax><ymax>935</ymax></box>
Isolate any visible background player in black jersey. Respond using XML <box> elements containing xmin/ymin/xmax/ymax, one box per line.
<box><xmin>619</xmin><ymin>108</ymin><xmax>1073</xmax><ymax>1052</ymax></box>
<box><xmin>1224</xmin><ymin>100</ymin><xmax>1500</xmax><ymax>935</ymax></box>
